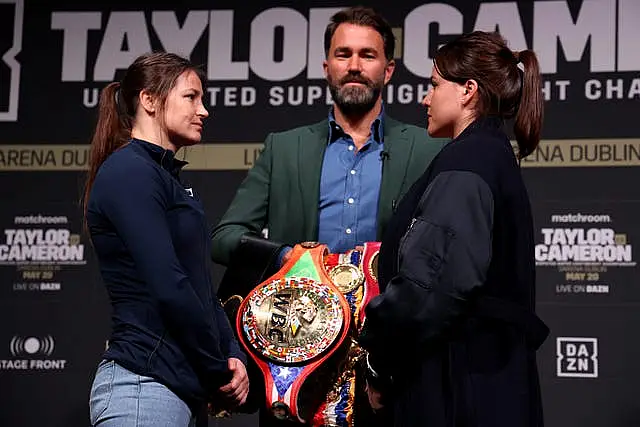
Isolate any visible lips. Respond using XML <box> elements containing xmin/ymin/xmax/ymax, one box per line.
<box><xmin>341</xmin><ymin>77</ymin><xmax>369</xmax><ymax>86</ymax></box>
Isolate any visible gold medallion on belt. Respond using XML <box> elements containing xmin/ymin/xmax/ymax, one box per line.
<box><xmin>328</xmin><ymin>263</ymin><xmax>365</xmax><ymax>294</ymax></box>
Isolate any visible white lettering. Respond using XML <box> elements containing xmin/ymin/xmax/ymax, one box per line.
<box><xmin>250</xmin><ymin>8</ymin><xmax>307</xmax><ymax>81</ymax></box>
<box><xmin>403</xmin><ymin>4</ymin><xmax>463</xmax><ymax>78</ymax></box>
<box><xmin>534</xmin><ymin>0</ymin><xmax>616</xmax><ymax>73</ymax></box>
<box><xmin>94</xmin><ymin>12</ymin><xmax>152</xmax><ymax>81</ymax></box>
<box><xmin>51</xmin><ymin>12</ymin><xmax>102</xmax><ymax>81</ymax></box>
<box><xmin>585</xmin><ymin>79</ymin><xmax>601</xmax><ymax>100</ymax></box>
<box><xmin>307</xmin><ymin>8</ymin><xmax>343</xmax><ymax>79</ymax></box>
<box><xmin>269</xmin><ymin>86</ymin><xmax>284</xmax><ymax>106</ymax></box>
<box><xmin>151</xmin><ymin>11</ymin><xmax>208</xmax><ymax>58</ymax></box>
<box><xmin>618</xmin><ymin>0</ymin><xmax>640</xmax><ymax>71</ymax></box>
<box><xmin>473</xmin><ymin>3</ymin><xmax>527</xmax><ymax>50</ymax></box>
<box><xmin>208</xmin><ymin>11</ymin><xmax>248</xmax><ymax>80</ymax></box>
<box><xmin>606</xmin><ymin>78</ymin><xmax>624</xmax><ymax>99</ymax></box>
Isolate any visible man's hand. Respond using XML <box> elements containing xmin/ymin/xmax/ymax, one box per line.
<box><xmin>218</xmin><ymin>358</ymin><xmax>249</xmax><ymax>407</ymax></box>
<box><xmin>365</xmin><ymin>380</ymin><xmax>384</xmax><ymax>411</ymax></box>
<box><xmin>281</xmin><ymin>248</ymin><xmax>293</xmax><ymax>267</ymax></box>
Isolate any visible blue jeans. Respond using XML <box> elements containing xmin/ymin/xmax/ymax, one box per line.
<box><xmin>89</xmin><ymin>359</ymin><xmax>196</xmax><ymax>427</ymax></box>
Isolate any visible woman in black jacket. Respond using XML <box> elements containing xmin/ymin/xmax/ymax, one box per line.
<box><xmin>359</xmin><ymin>31</ymin><xmax>549</xmax><ymax>426</ymax></box>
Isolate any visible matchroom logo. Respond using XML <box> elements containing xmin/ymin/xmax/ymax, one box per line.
<box><xmin>0</xmin><ymin>334</ymin><xmax>67</xmax><ymax>371</ymax></box>
<box><xmin>0</xmin><ymin>0</ymin><xmax>23</xmax><ymax>121</ymax></box>
<box><xmin>556</xmin><ymin>337</ymin><xmax>598</xmax><ymax>378</ymax></box>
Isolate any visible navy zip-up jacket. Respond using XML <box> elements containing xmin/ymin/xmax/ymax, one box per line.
<box><xmin>88</xmin><ymin>138</ymin><xmax>246</xmax><ymax>409</ymax></box>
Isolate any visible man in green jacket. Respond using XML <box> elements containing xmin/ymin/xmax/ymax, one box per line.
<box><xmin>212</xmin><ymin>6</ymin><xmax>443</xmax><ymax>279</ymax></box>
<box><xmin>211</xmin><ymin>6</ymin><xmax>444</xmax><ymax>426</ymax></box>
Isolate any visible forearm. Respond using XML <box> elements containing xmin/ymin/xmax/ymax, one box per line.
<box><xmin>211</xmin><ymin>224</ymin><xmax>253</xmax><ymax>266</ymax></box>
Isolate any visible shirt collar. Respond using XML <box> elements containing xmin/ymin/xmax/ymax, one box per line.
<box><xmin>327</xmin><ymin>104</ymin><xmax>385</xmax><ymax>144</ymax></box>
<box><xmin>131</xmin><ymin>138</ymin><xmax>188</xmax><ymax>176</ymax></box>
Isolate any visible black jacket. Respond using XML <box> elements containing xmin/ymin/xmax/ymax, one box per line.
<box><xmin>359</xmin><ymin>118</ymin><xmax>548</xmax><ymax>426</ymax></box>
<box><xmin>88</xmin><ymin>139</ymin><xmax>246</xmax><ymax>410</ymax></box>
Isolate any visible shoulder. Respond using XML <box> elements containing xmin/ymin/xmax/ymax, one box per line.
<box><xmin>463</xmin><ymin>127</ymin><xmax>517</xmax><ymax>165</ymax></box>
<box><xmin>433</xmin><ymin>127</ymin><xmax>518</xmax><ymax>187</ymax></box>
<box><xmin>386</xmin><ymin>115</ymin><xmax>447</xmax><ymax>148</ymax></box>
<box><xmin>267</xmin><ymin>119</ymin><xmax>327</xmax><ymax>142</ymax></box>
<box><xmin>94</xmin><ymin>144</ymin><xmax>164</xmax><ymax>190</ymax></box>
<box><xmin>386</xmin><ymin>116</ymin><xmax>423</xmax><ymax>136</ymax></box>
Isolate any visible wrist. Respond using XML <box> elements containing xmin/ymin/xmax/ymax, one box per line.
<box><xmin>364</xmin><ymin>352</ymin><xmax>392</xmax><ymax>390</ymax></box>
<box><xmin>366</xmin><ymin>352</ymin><xmax>380</xmax><ymax>379</ymax></box>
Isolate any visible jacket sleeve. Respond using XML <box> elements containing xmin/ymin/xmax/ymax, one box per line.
<box><xmin>96</xmin><ymin>162</ymin><xmax>232</xmax><ymax>392</ymax></box>
<box><xmin>211</xmin><ymin>134</ymin><xmax>275</xmax><ymax>266</ymax></box>
<box><xmin>212</xmin><ymin>294</ymin><xmax>247</xmax><ymax>365</ymax></box>
<box><xmin>359</xmin><ymin>170</ymin><xmax>494</xmax><ymax>374</ymax></box>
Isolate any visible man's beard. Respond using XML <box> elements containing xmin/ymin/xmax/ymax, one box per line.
<box><xmin>328</xmin><ymin>74</ymin><xmax>383</xmax><ymax>116</ymax></box>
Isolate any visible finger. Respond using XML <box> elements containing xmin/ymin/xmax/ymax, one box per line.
<box><xmin>238</xmin><ymin>389</ymin><xmax>248</xmax><ymax>406</ymax></box>
<box><xmin>228</xmin><ymin>378</ymin><xmax>246</xmax><ymax>400</ymax></box>
<box><xmin>234</xmin><ymin>381</ymin><xmax>249</xmax><ymax>402</ymax></box>
<box><xmin>219</xmin><ymin>377</ymin><xmax>237</xmax><ymax>394</ymax></box>
<box><xmin>220</xmin><ymin>380</ymin><xmax>241</xmax><ymax>396</ymax></box>
<box><xmin>221</xmin><ymin>366</ymin><xmax>248</xmax><ymax>396</ymax></box>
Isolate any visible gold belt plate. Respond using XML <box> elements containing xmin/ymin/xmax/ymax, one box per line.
<box><xmin>240</xmin><ymin>276</ymin><xmax>345</xmax><ymax>364</ymax></box>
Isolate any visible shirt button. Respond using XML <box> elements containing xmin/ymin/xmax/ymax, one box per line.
<box><xmin>345</xmin><ymin>228</ymin><xmax>352</xmax><ymax>234</ymax></box>
<box><xmin>348</xmin><ymin>145</ymin><xmax>354</xmax><ymax>151</ymax></box>
<box><xmin>350</xmin><ymin>170</ymin><xmax>356</xmax><ymax>175</ymax></box>
<box><xmin>348</xmin><ymin>198</ymin><xmax>355</xmax><ymax>204</ymax></box>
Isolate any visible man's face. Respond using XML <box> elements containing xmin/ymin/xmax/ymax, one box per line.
<box><xmin>324</xmin><ymin>23</ymin><xmax>395</xmax><ymax>115</ymax></box>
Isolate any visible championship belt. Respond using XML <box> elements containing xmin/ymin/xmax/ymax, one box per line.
<box><xmin>311</xmin><ymin>242</ymin><xmax>381</xmax><ymax>426</ymax></box>
<box><xmin>235</xmin><ymin>242</ymin><xmax>352</xmax><ymax>423</ymax></box>
<box><xmin>359</xmin><ymin>241</ymin><xmax>381</xmax><ymax>325</ymax></box>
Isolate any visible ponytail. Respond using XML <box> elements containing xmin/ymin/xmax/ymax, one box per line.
<box><xmin>82</xmin><ymin>82</ymin><xmax>131</xmax><ymax>224</ymax></box>
<box><xmin>513</xmin><ymin>50</ymin><xmax>543</xmax><ymax>159</ymax></box>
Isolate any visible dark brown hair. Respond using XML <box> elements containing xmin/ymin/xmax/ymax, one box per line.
<box><xmin>434</xmin><ymin>31</ymin><xmax>543</xmax><ymax>158</ymax></box>
<box><xmin>324</xmin><ymin>6</ymin><xmax>395</xmax><ymax>62</ymax></box>
<box><xmin>82</xmin><ymin>52</ymin><xmax>204</xmax><ymax>221</ymax></box>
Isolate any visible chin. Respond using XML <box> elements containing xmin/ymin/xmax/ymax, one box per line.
<box><xmin>179</xmin><ymin>134</ymin><xmax>202</xmax><ymax>146</ymax></box>
<box><xmin>428</xmin><ymin>124</ymin><xmax>449</xmax><ymax>139</ymax></box>
<box><xmin>427</xmin><ymin>125</ymin><xmax>440</xmax><ymax>138</ymax></box>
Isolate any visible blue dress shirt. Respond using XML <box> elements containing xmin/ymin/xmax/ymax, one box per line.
<box><xmin>318</xmin><ymin>109</ymin><xmax>385</xmax><ymax>252</ymax></box>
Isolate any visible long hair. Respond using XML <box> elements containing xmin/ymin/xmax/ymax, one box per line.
<box><xmin>82</xmin><ymin>52</ymin><xmax>203</xmax><ymax>223</ymax></box>
<box><xmin>434</xmin><ymin>31</ymin><xmax>543</xmax><ymax>158</ymax></box>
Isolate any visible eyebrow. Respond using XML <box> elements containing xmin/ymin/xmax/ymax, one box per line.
<box><xmin>334</xmin><ymin>46</ymin><xmax>379</xmax><ymax>55</ymax></box>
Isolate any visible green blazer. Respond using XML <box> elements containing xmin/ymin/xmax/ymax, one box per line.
<box><xmin>211</xmin><ymin>115</ymin><xmax>445</xmax><ymax>265</ymax></box>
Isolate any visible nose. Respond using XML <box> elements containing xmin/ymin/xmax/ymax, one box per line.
<box><xmin>198</xmin><ymin>102</ymin><xmax>209</xmax><ymax>118</ymax></box>
<box><xmin>347</xmin><ymin>55</ymin><xmax>362</xmax><ymax>73</ymax></box>
<box><xmin>422</xmin><ymin>88</ymin><xmax>433</xmax><ymax>107</ymax></box>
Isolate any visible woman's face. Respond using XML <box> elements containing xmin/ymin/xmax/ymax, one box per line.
<box><xmin>163</xmin><ymin>70</ymin><xmax>209</xmax><ymax>147</ymax></box>
<box><xmin>421</xmin><ymin>66</ymin><xmax>466</xmax><ymax>138</ymax></box>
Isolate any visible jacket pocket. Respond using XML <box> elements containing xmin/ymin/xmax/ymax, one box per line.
<box><xmin>398</xmin><ymin>217</ymin><xmax>452</xmax><ymax>288</ymax></box>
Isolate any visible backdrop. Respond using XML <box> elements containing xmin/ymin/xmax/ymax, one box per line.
<box><xmin>1</xmin><ymin>1</ymin><xmax>639</xmax><ymax>426</ymax></box>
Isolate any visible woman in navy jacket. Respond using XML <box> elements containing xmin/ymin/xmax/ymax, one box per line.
<box><xmin>360</xmin><ymin>31</ymin><xmax>549</xmax><ymax>426</ymax></box>
<box><xmin>84</xmin><ymin>52</ymin><xmax>248</xmax><ymax>427</ymax></box>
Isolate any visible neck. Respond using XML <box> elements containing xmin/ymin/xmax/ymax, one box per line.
<box><xmin>131</xmin><ymin>119</ymin><xmax>177</xmax><ymax>153</ymax></box>
<box><xmin>333</xmin><ymin>98</ymin><xmax>382</xmax><ymax>150</ymax></box>
<box><xmin>452</xmin><ymin>112</ymin><xmax>477</xmax><ymax>139</ymax></box>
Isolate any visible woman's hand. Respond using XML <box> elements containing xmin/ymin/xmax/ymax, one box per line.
<box><xmin>365</xmin><ymin>380</ymin><xmax>385</xmax><ymax>411</ymax></box>
<box><xmin>218</xmin><ymin>358</ymin><xmax>249</xmax><ymax>407</ymax></box>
